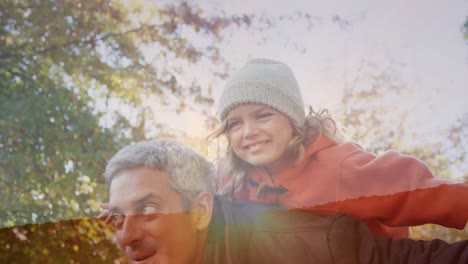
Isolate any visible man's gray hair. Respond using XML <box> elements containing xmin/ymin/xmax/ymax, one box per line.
<box><xmin>104</xmin><ymin>139</ymin><xmax>215</xmax><ymax>207</ymax></box>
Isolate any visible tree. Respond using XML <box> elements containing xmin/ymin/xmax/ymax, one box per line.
<box><xmin>0</xmin><ymin>0</ymin><xmax>250</xmax><ymax>226</ymax></box>
<box><xmin>0</xmin><ymin>219</ymin><xmax>123</xmax><ymax>264</ymax></box>
<box><xmin>0</xmin><ymin>0</ymin><xmax>252</xmax><ymax>260</ymax></box>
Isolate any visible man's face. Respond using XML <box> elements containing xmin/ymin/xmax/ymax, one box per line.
<box><xmin>109</xmin><ymin>166</ymin><xmax>203</xmax><ymax>264</ymax></box>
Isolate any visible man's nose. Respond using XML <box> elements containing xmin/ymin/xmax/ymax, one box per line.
<box><xmin>119</xmin><ymin>215</ymin><xmax>143</xmax><ymax>247</ymax></box>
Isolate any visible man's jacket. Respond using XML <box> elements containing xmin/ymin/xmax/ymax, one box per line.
<box><xmin>203</xmin><ymin>195</ymin><xmax>468</xmax><ymax>264</ymax></box>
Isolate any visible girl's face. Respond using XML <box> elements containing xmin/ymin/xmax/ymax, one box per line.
<box><xmin>225</xmin><ymin>104</ymin><xmax>294</xmax><ymax>172</ymax></box>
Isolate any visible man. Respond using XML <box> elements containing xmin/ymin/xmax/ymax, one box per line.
<box><xmin>103</xmin><ymin>139</ymin><xmax>467</xmax><ymax>264</ymax></box>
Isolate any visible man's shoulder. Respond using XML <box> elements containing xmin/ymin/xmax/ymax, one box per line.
<box><xmin>212</xmin><ymin>195</ymin><xmax>360</xmax><ymax>263</ymax></box>
<box><xmin>214</xmin><ymin>195</ymin><xmax>356</xmax><ymax>227</ymax></box>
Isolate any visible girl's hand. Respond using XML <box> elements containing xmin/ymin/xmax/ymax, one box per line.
<box><xmin>98</xmin><ymin>202</ymin><xmax>113</xmax><ymax>225</ymax></box>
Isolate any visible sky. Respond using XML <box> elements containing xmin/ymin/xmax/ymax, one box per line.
<box><xmin>155</xmin><ymin>0</ymin><xmax>468</xmax><ymax>145</ymax></box>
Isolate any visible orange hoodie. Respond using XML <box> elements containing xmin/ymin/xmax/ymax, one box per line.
<box><xmin>219</xmin><ymin>135</ymin><xmax>468</xmax><ymax>238</ymax></box>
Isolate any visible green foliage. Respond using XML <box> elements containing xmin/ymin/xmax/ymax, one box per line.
<box><xmin>0</xmin><ymin>219</ymin><xmax>123</xmax><ymax>263</ymax></box>
<box><xmin>0</xmin><ymin>0</ymin><xmax>246</xmax><ymax>225</ymax></box>
<box><xmin>411</xmin><ymin>223</ymin><xmax>468</xmax><ymax>243</ymax></box>
<box><xmin>0</xmin><ymin>0</ymin><xmax>253</xmax><ymax>260</ymax></box>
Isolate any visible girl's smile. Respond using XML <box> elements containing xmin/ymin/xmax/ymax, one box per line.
<box><xmin>226</xmin><ymin>104</ymin><xmax>294</xmax><ymax>173</ymax></box>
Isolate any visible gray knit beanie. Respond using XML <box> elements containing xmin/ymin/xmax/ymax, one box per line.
<box><xmin>218</xmin><ymin>58</ymin><xmax>305</xmax><ymax>125</ymax></box>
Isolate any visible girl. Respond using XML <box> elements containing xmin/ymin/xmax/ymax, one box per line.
<box><xmin>209</xmin><ymin>58</ymin><xmax>468</xmax><ymax>238</ymax></box>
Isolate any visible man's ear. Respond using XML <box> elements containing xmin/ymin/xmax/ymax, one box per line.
<box><xmin>192</xmin><ymin>192</ymin><xmax>213</xmax><ymax>231</ymax></box>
